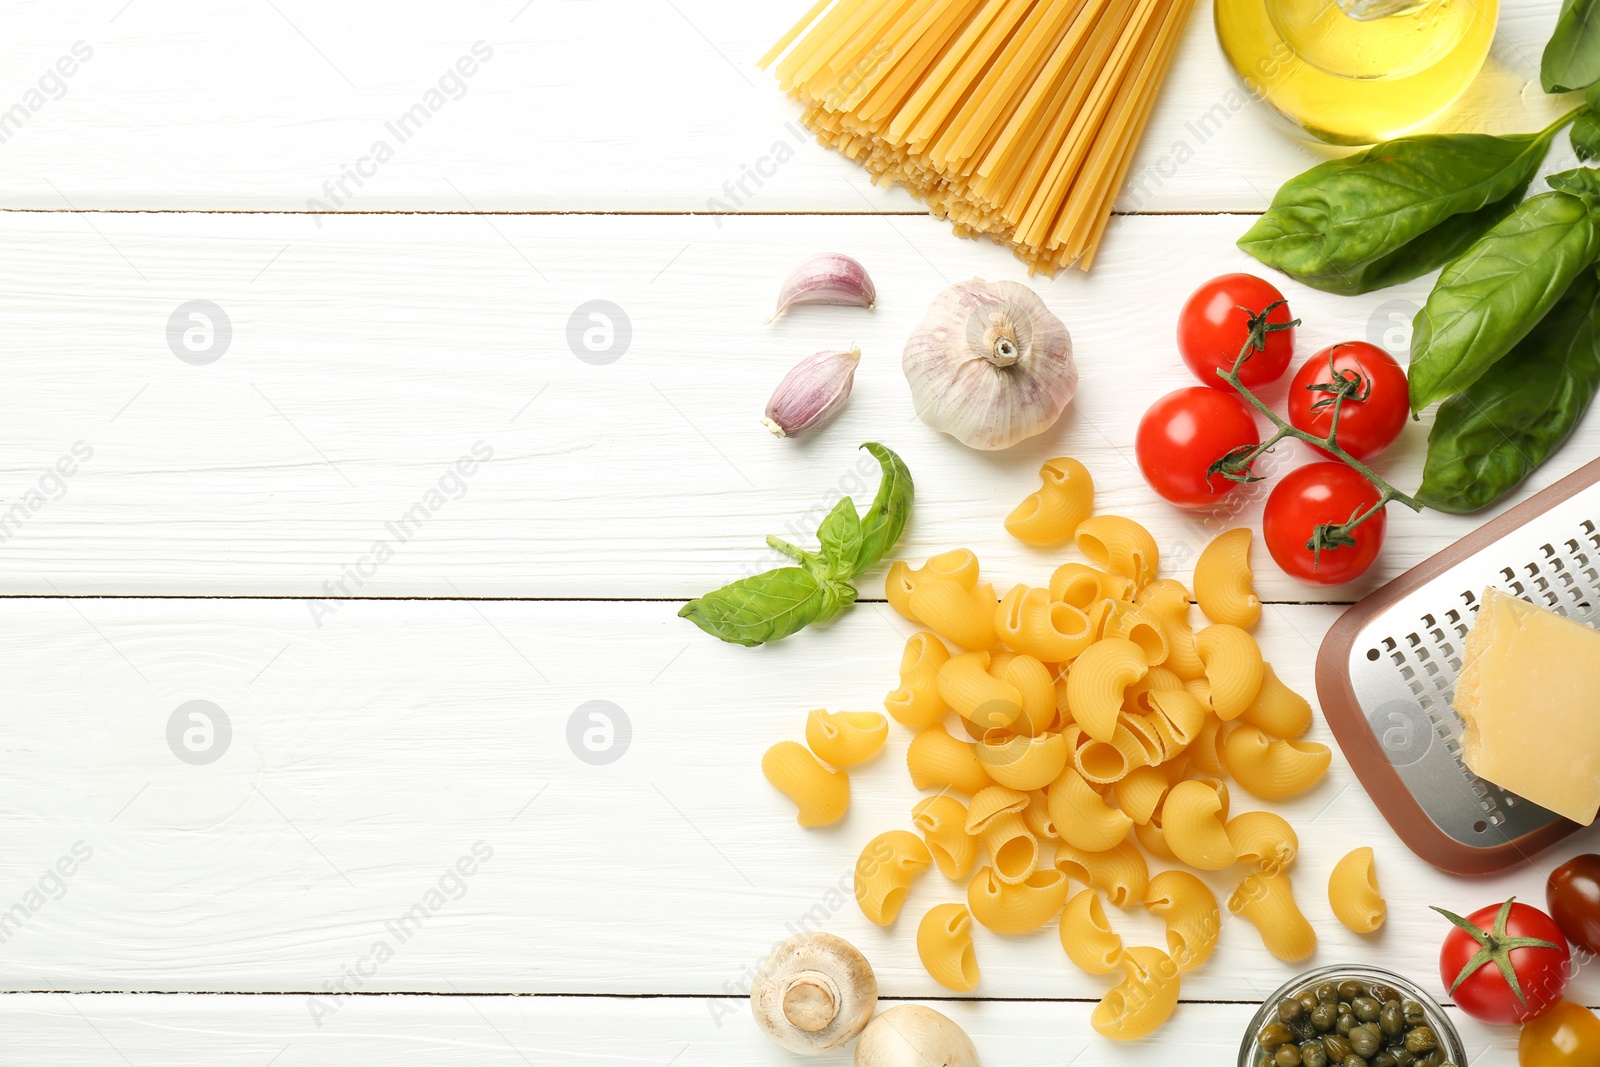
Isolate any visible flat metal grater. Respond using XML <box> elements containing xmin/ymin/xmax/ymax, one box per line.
<box><xmin>1318</xmin><ymin>456</ymin><xmax>1600</xmax><ymax>875</ymax></box>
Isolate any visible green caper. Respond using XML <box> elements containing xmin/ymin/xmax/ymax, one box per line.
<box><xmin>1324</xmin><ymin>1034</ymin><xmax>1353</xmax><ymax>1061</ymax></box>
<box><xmin>1379</xmin><ymin>1001</ymin><xmax>1403</xmax><ymax>1038</ymax></box>
<box><xmin>1280</xmin><ymin>998</ymin><xmax>1306</xmax><ymax>1024</ymax></box>
<box><xmin>1403</xmin><ymin>1027</ymin><xmax>1437</xmax><ymax>1055</ymax></box>
<box><xmin>1302</xmin><ymin>1040</ymin><xmax>1329</xmax><ymax>1067</ymax></box>
<box><xmin>1311</xmin><ymin>1004</ymin><xmax>1339</xmax><ymax>1032</ymax></box>
<box><xmin>1336</xmin><ymin>1013</ymin><xmax>1357</xmax><ymax>1036</ymax></box>
<box><xmin>1401</xmin><ymin>1001</ymin><xmax>1425</xmax><ymax>1027</ymax></box>
<box><xmin>1339</xmin><ymin>980</ymin><xmax>1365</xmax><ymax>1003</ymax></box>
<box><xmin>1391</xmin><ymin>1050</ymin><xmax>1415</xmax><ymax>1067</ymax></box>
<box><xmin>1257</xmin><ymin>1055</ymin><xmax>1273</xmax><ymax>1067</ymax></box>
<box><xmin>1352</xmin><ymin>996</ymin><xmax>1381</xmax><ymax>1023</ymax></box>
<box><xmin>1371</xmin><ymin>1053</ymin><xmax>1396</xmax><ymax>1067</ymax></box>
<box><xmin>1259</xmin><ymin>1023</ymin><xmax>1293</xmax><ymax>1050</ymax></box>
<box><xmin>1276</xmin><ymin>1044</ymin><xmax>1304</xmax><ymax>1067</ymax></box>
<box><xmin>1342</xmin><ymin>1055</ymin><xmax>1368</xmax><ymax>1067</ymax></box>
<box><xmin>1369</xmin><ymin>984</ymin><xmax>1400</xmax><ymax>1005</ymax></box>
<box><xmin>1300</xmin><ymin>992</ymin><xmax>1320</xmax><ymax>1012</ymax></box>
<box><xmin>1349</xmin><ymin>1025</ymin><xmax>1382</xmax><ymax>1058</ymax></box>
<box><xmin>1416</xmin><ymin>1052</ymin><xmax>1444</xmax><ymax>1067</ymax></box>
<box><xmin>1317</xmin><ymin>983</ymin><xmax>1341</xmax><ymax>1005</ymax></box>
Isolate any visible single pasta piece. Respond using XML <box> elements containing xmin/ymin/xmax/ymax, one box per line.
<box><xmin>1223</xmin><ymin>726</ymin><xmax>1332</xmax><ymax>800</ymax></box>
<box><xmin>993</xmin><ymin>651</ymin><xmax>1059</xmax><ymax>736</ymax></box>
<box><xmin>1114</xmin><ymin>765</ymin><xmax>1169</xmax><ymax>825</ymax></box>
<box><xmin>907</xmin><ymin>724</ymin><xmax>993</xmax><ymax>796</ymax></box>
<box><xmin>762</xmin><ymin>741</ymin><xmax>849</xmax><ymax>827</ymax></box>
<box><xmin>1135</xmin><ymin>809</ymin><xmax>1176</xmax><ymax>861</ymax></box>
<box><xmin>909</xmin><ymin>578</ymin><xmax>1000</xmax><ymax>651</ymax></box>
<box><xmin>1137</xmin><ymin>579</ymin><xmax>1204</xmax><ymax>681</ymax></box>
<box><xmin>1225</xmin><ymin>810</ymin><xmax>1299</xmax><ymax>874</ymax></box>
<box><xmin>1187</xmin><ymin>713</ymin><xmax>1227</xmax><ymax>776</ymax></box>
<box><xmin>917</xmin><ymin>903</ymin><xmax>981</xmax><ymax>992</ymax></box>
<box><xmin>1239</xmin><ymin>663</ymin><xmax>1313</xmax><ymax>739</ymax></box>
<box><xmin>1054</xmin><ymin>839</ymin><xmax>1149</xmax><ymax>908</ymax></box>
<box><xmin>1230</xmin><ymin>869</ymin><xmax>1317</xmax><ymax>962</ymax></box>
<box><xmin>965</xmin><ymin>786</ymin><xmax>1037</xmax><ymax>884</ymax></box>
<box><xmin>1146</xmin><ymin>689</ymin><xmax>1207</xmax><ymax>757</ymax></box>
<box><xmin>1074</xmin><ymin>722</ymin><xmax>1152</xmax><ymax>786</ymax></box>
<box><xmin>855</xmin><ymin>830</ymin><xmax>933</xmax><ymax>925</ymax></box>
<box><xmin>1143</xmin><ymin>870</ymin><xmax>1220</xmax><ymax>972</ymax></box>
<box><xmin>913</xmin><ymin>795</ymin><xmax>978</xmax><ymax>879</ymax></box>
<box><xmin>1193</xmin><ymin>528</ymin><xmax>1261</xmax><ymax>629</ymax></box>
<box><xmin>967</xmin><ymin>866</ymin><xmax>1069</xmax><ymax>935</ymax></box>
<box><xmin>886</xmin><ymin>549</ymin><xmax>981</xmax><ymax>621</ymax></box>
<box><xmin>805</xmin><ymin>709</ymin><xmax>888</xmax><ymax>766</ymax></box>
<box><xmin>1196</xmin><ymin>624</ymin><xmax>1265</xmax><ymax>720</ymax></box>
<box><xmin>1065</xmin><ymin>637</ymin><xmax>1148</xmax><ymax>743</ymax></box>
<box><xmin>1116</xmin><ymin>712</ymin><xmax>1165</xmax><ymax>768</ymax></box>
<box><xmin>1023</xmin><ymin>788</ymin><xmax>1059</xmax><ymax>840</ymax></box>
<box><xmin>885</xmin><ymin>631</ymin><xmax>952</xmax><ymax>730</ymax></box>
<box><xmin>1076</xmin><ymin>515</ymin><xmax>1159</xmax><ymax>588</ymax></box>
<box><xmin>1328</xmin><ymin>846</ymin><xmax>1386</xmax><ymax>934</ymax></box>
<box><xmin>1060</xmin><ymin>889</ymin><xmax>1124</xmax><ymax>975</ymax></box>
<box><xmin>976</xmin><ymin>730</ymin><xmax>1069</xmax><ymax>791</ymax></box>
<box><xmin>996</xmin><ymin>584</ymin><xmax>1095</xmax><ymax>664</ymax></box>
<box><xmin>1048</xmin><ymin>766</ymin><xmax>1133</xmax><ymax>852</ymax></box>
<box><xmin>1161</xmin><ymin>779</ymin><xmax>1238</xmax><ymax>870</ymax></box>
<box><xmin>1005</xmin><ymin>457</ymin><xmax>1094</xmax><ymax>546</ymax></box>
<box><xmin>1049</xmin><ymin>563</ymin><xmax>1104</xmax><ymax>610</ymax></box>
<box><xmin>937</xmin><ymin>651</ymin><xmax>1024</xmax><ymax>732</ymax></box>
<box><xmin>1106</xmin><ymin>602</ymin><xmax>1169</xmax><ymax>666</ymax></box>
<box><xmin>1091</xmin><ymin>945</ymin><xmax>1181</xmax><ymax>1041</ymax></box>
<box><xmin>1130</xmin><ymin>664</ymin><xmax>1186</xmax><ymax>699</ymax></box>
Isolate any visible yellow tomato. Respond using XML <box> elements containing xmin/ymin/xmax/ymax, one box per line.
<box><xmin>1520</xmin><ymin>1002</ymin><xmax>1600</xmax><ymax>1067</ymax></box>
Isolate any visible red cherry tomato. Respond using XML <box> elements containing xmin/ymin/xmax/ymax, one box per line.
<box><xmin>1136</xmin><ymin>387</ymin><xmax>1260</xmax><ymax>507</ymax></box>
<box><xmin>1262</xmin><ymin>462</ymin><xmax>1385</xmax><ymax>585</ymax></box>
<box><xmin>1434</xmin><ymin>898</ymin><xmax>1570</xmax><ymax>1025</ymax></box>
<box><xmin>1287</xmin><ymin>342</ymin><xmax>1409</xmax><ymax>461</ymax></box>
<box><xmin>1177</xmin><ymin>273</ymin><xmax>1296</xmax><ymax>389</ymax></box>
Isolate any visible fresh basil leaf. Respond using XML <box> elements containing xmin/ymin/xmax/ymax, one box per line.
<box><xmin>1409</xmin><ymin>191</ymin><xmax>1600</xmax><ymax>411</ymax></box>
<box><xmin>1543</xmin><ymin>0</ymin><xmax>1600</xmax><ymax>93</ymax></box>
<box><xmin>1238</xmin><ymin>124</ymin><xmax>1568</xmax><ymax>295</ymax></box>
<box><xmin>815</xmin><ymin>496</ymin><xmax>863</xmax><ymax>579</ymax></box>
<box><xmin>853</xmin><ymin>442</ymin><xmax>913</xmax><ymax>573</ymax></box>
<box><xmin>1418</xmin><ymin>268</ymin><xmax>1600</xmax><ymax>512</ymax></box>
<box><xmin>678</xmin><ymin>567</ymin><xmax>844</xmax><ymax>647</ymax></box>
<box><xmin>1550</xmin><ymin>166</ymin><xmax>1600</xmax><ymax>199</ymax></box>
<box><xmin>1573</xmin><ymin>112</ymin><xmax>1600</xmax><ymax>162</ymax></box>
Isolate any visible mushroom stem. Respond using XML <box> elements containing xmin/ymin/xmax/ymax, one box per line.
<box><xmin>782</xmin><ymin>970</ymin><xmax>841</xmax><ymax>1032</ymax></box>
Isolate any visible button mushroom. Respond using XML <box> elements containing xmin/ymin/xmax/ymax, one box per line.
<box><xmin>750</xmin><ymin>932</ymin><xmax>877</xmax><ymax>1055</ymax></box>
<box><xmin>855</xmin><ymin>1003</ymin><xmax>982</xmax><ymax>1067</ymax></box>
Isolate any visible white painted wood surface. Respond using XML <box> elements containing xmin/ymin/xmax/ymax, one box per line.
<box><xmin>1</xmin><ymin>0</ymin><xmax>1596</xmax><ymax>1064</ymax></box>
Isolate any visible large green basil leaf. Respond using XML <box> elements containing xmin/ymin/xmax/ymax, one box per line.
<box><xmin>678</xmin><ymin>567</ymin><xmax>847</xmax><ymax>647</ymax></box>
<box><xmin>1543</xmin><ymin>0</ymin><xmax>1600</xmax><ymax>93</ymax></box>
<box><xmin>1418</xmin><ymin>268</ymin><xmax>1600</xmax><ymax>512</ymax></box>
<box><xmin>1238</xmin><ymin>125</ymin><xmax>1566</xmax><ymax>295</ymax></box>
<box><xmin>1409</xmin><ymin>192</ymin><xmax>1600</xmax><ymax>411</ymax></box>
<box><xmin>853</xmin><ymin>441</ymin><xmax>913</xmax><ymax>573</ymax></box>
<box><xmin>815</xmin><ymin>496</ymin><xmax>863</xmax><ymax>580</ymax></box>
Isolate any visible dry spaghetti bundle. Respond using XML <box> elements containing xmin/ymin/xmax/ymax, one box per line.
<box><xmin>760</xmin><ymin>0</ymin><xmax>1195</xmax><ymax>273</ymax></box>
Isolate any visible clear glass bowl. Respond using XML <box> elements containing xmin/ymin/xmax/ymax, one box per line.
<box><xmin>1238</xmin><ymin>964</ymin><xmax>1469</xmax><ymax>1067</ymax></box>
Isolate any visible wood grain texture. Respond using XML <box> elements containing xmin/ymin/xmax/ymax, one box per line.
<box><xmin>0</xmin><ymin>209</ymin><xmax>1591</xmax><ymax>601</ymax></box>
<box><xmin>0</xmin><ymin>0</ymin><xmax>1573</xmax><ymax>213</ymax></box>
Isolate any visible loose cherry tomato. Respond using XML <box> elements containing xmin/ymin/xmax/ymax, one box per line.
<box><xmin>1135</xmin><ymin>387</ymin><xmax>1260</xmax><ymax>507</ymax></box>
<box><xmin>1262</xmin><ymin>461</ymin><xmax>1385</xmax><ymax>585</ymax></box>
<box><xmin>1433</xmin><ymin>898</ymin><xmax>1570</xmax><ymax>1025</ymax></box>
<box><xmin>1287</xmin><ymin>342</ymin><xmax>1409</xmax><ymax>461</ymax></box>
<box><xmin>1547</xmin><ymin>854</ymin><xmax>1600</xmax><ymax>956</ymax></box>
<box><xmin>1520</xmin><ymin>1002</ymin><xmax>1600</xmax><ymax>1067</ymax></box>
<box><xmin>1177</xmin><ymin>273</ymin><xmax>1296</xmax><ymax>389</ymax></box>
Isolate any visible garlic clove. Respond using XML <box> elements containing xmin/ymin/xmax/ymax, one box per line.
<box><xmin>763</xmin><ymin>345</ymin><xmax>861</xmax><ymax>438</ymax></box>
<box><xmin>902</xmin><ymin>278</ymin><xmax>1076</xmax><ymax>451</ymax></box>
<box><xmin>768</xmin><ymin>254</ymin><xmax>877</xmax><ymax>322</ymax></box>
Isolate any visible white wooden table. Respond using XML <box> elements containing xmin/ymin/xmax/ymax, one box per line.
<box><xmin>0</xmin><ymin>1</ymin><xmax>1594</xmax><ymax>1063</ymax></box>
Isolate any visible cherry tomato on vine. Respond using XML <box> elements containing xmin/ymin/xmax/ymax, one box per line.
<box><xmin>1177</xmin><ymin>273</ymin><xmax>1296</xmax><ymax>389</ymax></box>
<box><xmin>1520</xmin><ymin>1002</ymin><xmax>1600</xmax><ymax>1067</ymax></box>
<box><xmin>1433</xmin><ymin>898</ymin><xmax>1569</xmax><ymax>1025</ymax></box>
<box><xmin>1262</xmin><ymin>462</ymin><xmax>1385</xmax><ymax>585</ymax></box>
<box><xmin>1135</xmin><ymin>387</ymin><xmax>1260</xmax><ymax>507</ymax></box>
<box><xmin>1547</xmin><ymin>854</ymin><xmax>1600</xmax><ymax>956</ymax></box>
<box><xmin>1287</xmin><ymin>342</ymin><xmax>1409</xmax><ymax>461</ymax></box>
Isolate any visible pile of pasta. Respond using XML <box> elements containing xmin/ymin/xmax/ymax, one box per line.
<box><xmin>761</xmin><ymin>457</ymin><xmax>1388</xmax><ymax>1042</ymax></box>
<box><xmin>757</xmin><ymin>0</ymin><xmax>1197</xmax><ymax>273</ymax></box>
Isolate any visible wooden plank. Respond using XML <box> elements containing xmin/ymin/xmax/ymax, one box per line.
<box><xmin>0</xmin><ymin>209</ymin><xmax>1585</xmax><ymax>602</ymax></box>
<box><xmin>0</xmin><ymin>0</ymin><xmax>1571</xmax><ymax>213</ymax></box>
<box><xmin>0</xmin><ymin>994</ymin><xmax>1528</xmax><ymax>1066</ymax></box>
<box><xmin>1</xmin><ymin>597</ymin><xmax>1595</xmax><ymax>1007</ymax></box>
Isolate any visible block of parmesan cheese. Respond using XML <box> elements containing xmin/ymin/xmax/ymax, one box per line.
<box><xmin>1454</xmin><ymin>587</ymin><xmax>1600</xmax><ymax>825</ymax></box>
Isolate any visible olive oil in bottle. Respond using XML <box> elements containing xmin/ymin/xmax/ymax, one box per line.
<box><xmin>1214</xmin><ymin>0</ymin><xmax>1499</xmax><ymax>146</ymax></box>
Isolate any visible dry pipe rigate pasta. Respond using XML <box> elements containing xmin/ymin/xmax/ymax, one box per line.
<box><xmin>1328</xmin><ymin>846</ymin><xmax>1386</xmax><ymax>933</ymax></box>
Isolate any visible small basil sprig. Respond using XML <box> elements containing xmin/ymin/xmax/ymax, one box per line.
<box><xmin>1237</xmin><ymin>117</ymin><xmax>1574</xmax><ymax>295</ymax></box>
<box><xmin>1408</xmin><ymin>186</ymin><xmax>1600</xmax><ymax>412</ymax></box>
<box><xmin>1543</xmin><ymin>0</ymin><xmax>1600</xmax><ymax>94</ymax></box>
<box><xmin>678</xmin><ymin>442</ymin><xmax>912</xmax><ymax>646</ymax></box>
<box><xmin>1419</xmin><ymin>266</ymin><xmax>1600</xmax><ymax>513</ymax></box>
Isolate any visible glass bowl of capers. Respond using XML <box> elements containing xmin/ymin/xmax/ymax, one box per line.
<box><xmin>1239</xmin><ymin>965</ymin><xmax>1468</xmax><ymax>1067</ymax></box>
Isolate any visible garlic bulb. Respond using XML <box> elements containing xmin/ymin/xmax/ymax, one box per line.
<box><xmin>764</xmin><ymin>346</ymin><xmax>860</xmax><ymax>438</ymax></box>
<box><xmin>902</xmin><ymin>279</ymin><xmax>1076</xmax><ymax>450</ymax></box>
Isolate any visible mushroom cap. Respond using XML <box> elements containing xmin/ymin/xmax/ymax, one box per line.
<box><xmin>751</xmin><ymin>932</ymin><xmax>878</xmax><ymax>1055</ymax></box>
<box><xmin>855</xmin><ymin>1004</ymin><xmax>982</xmax><ymax>1067</ymax></box>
